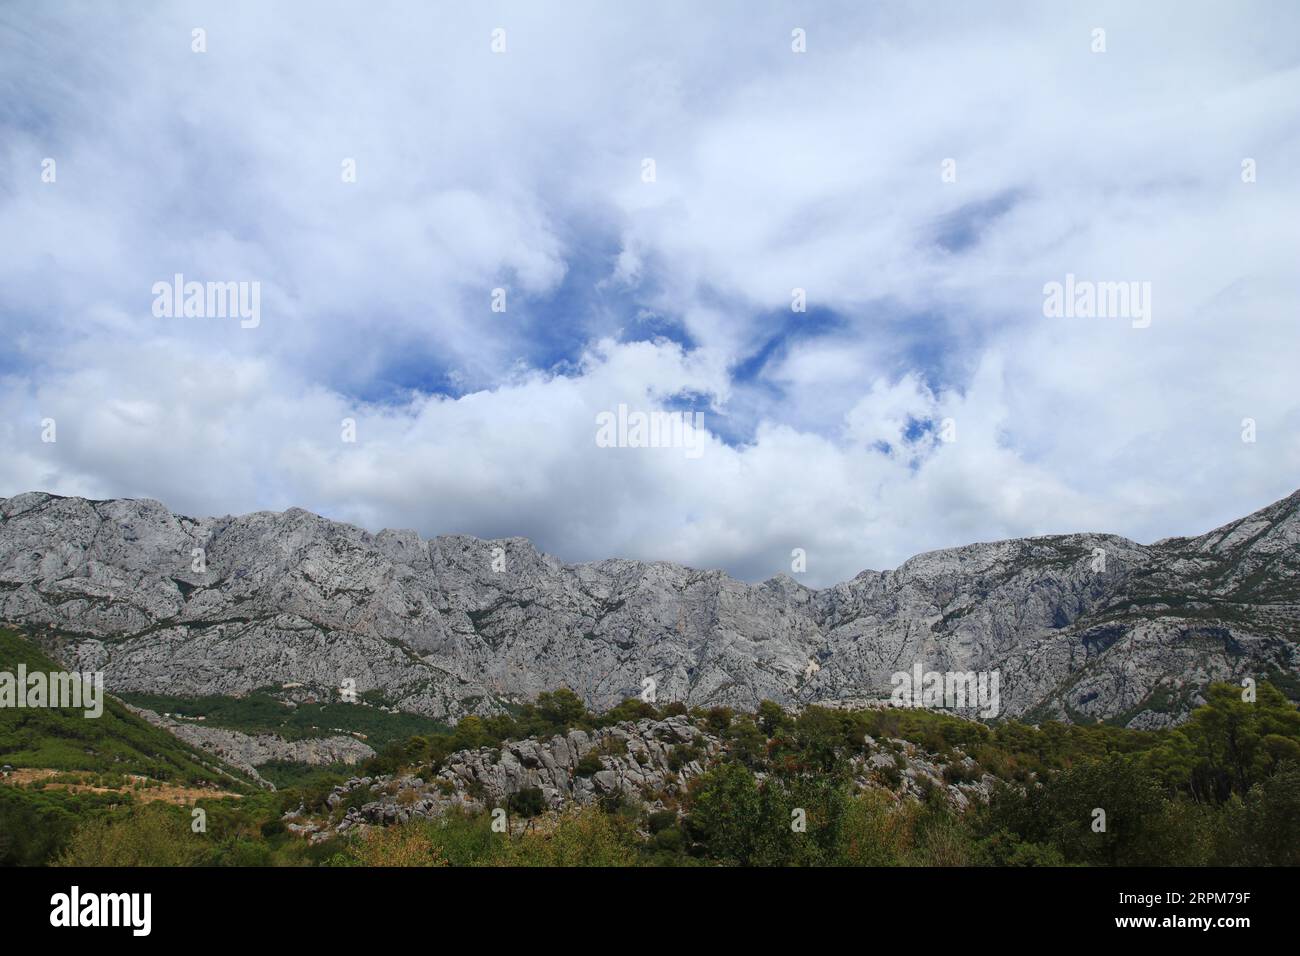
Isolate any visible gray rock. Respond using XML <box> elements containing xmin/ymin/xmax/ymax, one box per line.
<box><xmin>331</xmin><ymin>717</ymin><xmax>722</xmax><ymax>832</ymax></box>
<box><xmin>1</xmin><ymin>489</ymin><xmax>1297</xmax><ymax>727</ymax></box>
<box><xmin>127</xmin><ymin>705</ymin><xmax>374</xmax><ymax>787</ymax></box>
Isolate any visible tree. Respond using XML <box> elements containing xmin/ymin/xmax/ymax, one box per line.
<box><xmin>1022</xmin><ymin>755</ymin><xmax>1189</xmax><ymax>865</ymax></box>
<box><xmin>756</xmin><ymin>700</ymin><xmax>788</xmax><ymax>737</ymax></box>
<box><xmin>1215</xmin><ymin>762</ymin><xmax>1300</xmax><ymax>865</ymax></box>
<box><xmin>451</xmin><ymin>715</ymin><xmax>490</xmax><ymax>752</ymax></box>
<box><xmin>725</xmin><ymin>715</ymin><xmax>767</xmax><ymax>768</ymax></box>
<box><xmin>685</xmin><ymin>762</ymin><xmax>763</xmax><ymax>864</ymax></box>
<box><xmin>1177</xmin><ymin>681</ymin><xmax>1300</xmax><ymax>800</ymax></box>
<box><xmin>535</xmin><ymin>689</ymin><xmax>588</xmax><ymax>730</ymax></box>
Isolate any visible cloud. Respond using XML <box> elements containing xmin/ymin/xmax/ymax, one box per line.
<box><xmin>1</xmin><ymin>1</ymin><xmax>1298</xmax><ymax>586</ymax></box>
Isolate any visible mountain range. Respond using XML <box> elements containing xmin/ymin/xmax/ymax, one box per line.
<box><xmin>1</xmin><ymin>489</ymin><xmax>1297</xmax><ymax>728</ymax></box>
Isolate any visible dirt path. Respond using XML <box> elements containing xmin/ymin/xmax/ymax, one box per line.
<box><xmin>0</xmin><ymin>768</ymin><xmax>242</xmax><ymax>804</ymax></box>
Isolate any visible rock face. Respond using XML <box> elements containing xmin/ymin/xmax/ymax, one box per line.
<box><xmin>127</xmin><ymin>706</ymin><xmax>375</xmax><ymax>787</ymax></box>
<box><xmin>1</xmin><ymin>489</ymin><xmax>1297</xmax><ymax>727</ymax></box>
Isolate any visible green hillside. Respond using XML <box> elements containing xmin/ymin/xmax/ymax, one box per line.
<box><xmin>0</xmin><ymin>627</ymin><xmax>255</xmax><ymax>789</ymax></box>
<box><xmin>116</xmin><ymin>688</ymin><xmax>452</xmax><ymax>752</ymax></box>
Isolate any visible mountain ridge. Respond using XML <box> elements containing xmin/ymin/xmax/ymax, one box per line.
<box><xmin>1</xmin><ymin>489</ymin><xmax>1296</xmax><ymax>728</ymax></box>
<box><xmin>4</xmin><ymin>486</ymin><xmax>1297</xmax><ymax>584</ymax></box>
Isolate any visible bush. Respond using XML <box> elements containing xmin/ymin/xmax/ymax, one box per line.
<box><xmin>650</xmin><ymin>826</ymin><xmax>685</xmax><ymax>854</ymax></box>
<box><xmin>433</xmin><ymin>809</ymin><xmax>507</xmax><ymax>866</ymax></box>
<box><xmin>574</xmin><ymin>752</ymin><xmax>604</xmax><ymax>777</ymax></box>
<box><xmin>335</xmin><ymin>822</ymin><xmax>447</xmax><ymax>867</ymax></box>
<box><xmin>647</xmin><ymin>810</ymin><xmax>678</xmax><ymax>834</ymax></box>
<box><xmin>667</xmin><ymin>744</ymin><xmax>701</xmax><ymax>773</ymax></box>
<box><xmin>56</xmin><ymin>803</ymin><xmax>206</xmax><ymax>867</ymax></box>
<box><xmin>508</xmin><ymin>786</ymin><xmax>547</xmax><ymax>818</ymax></box>
<box><xmin>836</xmin><ymin>790</ymin><xmax>909</xmax><ymax>866</ymax></box>
<box><xmin>873</xmin><ymin>764</ymin><xmax>903</xmax><ymax>790</ymax></box>
<box><xmin>598</xmin><ymin>735</ymin><xmax>629</xmax><ymax>757</ymax></box>
<box><xmin>942</xmin><ymin>761</ymin><xmax>980</xmax><ymax>785</ymax></box>
<box><xmin>0</xmin><ymin>786</ymin><xmax>120</xmax><ymax>866</ymax></box>
<box><xmin>496</xmin><ymin>808</ymin><xmax>638</xmax><ymax>867</ymax></box>
<box><xmin>600</xmin><ymin>698</ymin><xmax>659</xmax><ymax>725</ymax></box>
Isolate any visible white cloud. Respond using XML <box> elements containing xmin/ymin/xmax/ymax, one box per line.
<box><xmin>1</xmin><ymin>1</ymin><xmax>1298</xmax><ymax>586</ymax></box>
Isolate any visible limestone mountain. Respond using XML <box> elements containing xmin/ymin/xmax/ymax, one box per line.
<box><xmin>1</xmin><ymin>489</ymin><xmax>1296</xmax><ymax>728</ymax></box>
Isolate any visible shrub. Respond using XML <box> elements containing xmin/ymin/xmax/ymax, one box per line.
<box><xmin>647</xmin><ymin>810</ymin><xmax>678</xmax><ymax>834</ymax></box>
<box><xmin>431</xmin><ymin>809</ymin><xmax>506</xmax><ymax>866</ymax></box>
<box><xmin>650</xmin><ymin>826</ymin><xmax>685</xmax><ymax>854</ymax></box>
<box><xmin>574</xmin><ymin>752</ymin><xmax>604</xmax><ymax>777</ymax></box>
<box><xmin>496</xmin><ymin>808</ymin><xmax>638</xmax><ymax>867</ymax></box>
<box><xmin>873</xmin><ymin>764</ymin><xmax>903</xmax><ymax>790</ymax></box>
<box><xmin>667</xmin><ymin>744</ymin><xmax>702</xmax><ymax>773</ymax></box>
<box><xmin>337</xmin><ymin>822</ymin><xmax>447</xmax><ymax>867</ymax></box>
<box><xmin>942</xmin><ymin>761</ymin><xmax>980</xmax><ymax>785</ymax></box>
<box><xmin>56</xmin><ymin>803</ymin><xmax>206</xmax><ymax>867</ymax></box>
<box><xmin>704</xmin><ymin>707</ymin><xmax>734</xmax><ymax>732</ymax></box>
<box><xmin>508</xmin><ymin>786</ymin><xmax>547</xmax><ymax>818</ymax></box>
<box><xmin>598</xmin><ymin>735</ymin><xmax>629</xmax><ymax>757</ymax></box>
<box><xmin>837</xmin><ymin>790</ymin><xmax>909</xmax><ymax>866</ymax></box>
<box><xmin>600</xmin><ymin>698</ymin><xmax>659</xmax><ymax>724</ymax></box>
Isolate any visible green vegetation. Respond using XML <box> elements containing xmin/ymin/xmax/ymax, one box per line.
<box><xmin>0</xmin><ymin>628</ymin><xmax>254</xmax><ymax>789</ymax></box>
<box><xmin>0</xmin><ymin>785</ymin><xmax>127</xmax><ymax>866</ymax></box>
<box><xmin>116</xmin><ymin>689</ymin><xmax>451</xmax><ymax>751</ymax></box>
<box><xmin>255</xmin><ymin>760</ymin><xmax>363</xmax><ymax>791</ymax></box>
<box><xmin>322</xmin><ymin>805</ymin><xmax>640</xmax><ymax>867</ymax></box>
<box><xmin>43</xmin><ymin>789</ymin><xmax>336</xmax><ymax>868</ymax></box>
<box><xmin>5</xmin><ymin>622</ymin><xmax>1298</xmax><ymax>867</ymax></box>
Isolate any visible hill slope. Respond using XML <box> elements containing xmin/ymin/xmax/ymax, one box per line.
<box><xmin>0</xmin><ymin>627</ymin><xmax>255</xmax><ymax>788</ymax></box>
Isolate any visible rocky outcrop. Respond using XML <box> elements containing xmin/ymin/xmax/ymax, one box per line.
<box><xmin>306</xmin><ymin>715</ymin><xmax>994</xmax><ymax>837</ymax></box>
<box><xmin>327</xmin><ymin>715</ymin><xmax>716</xmax><ymax>833</ymax></box>
<box><xmin>128</xmin><ymin>706</ymin><xmax>374</xmax><ymax>787</ymax></box>
<box><xmin>1</xmin><ymin>489</ymin><xmax>1297</xmax><ymax>727</ymax></box>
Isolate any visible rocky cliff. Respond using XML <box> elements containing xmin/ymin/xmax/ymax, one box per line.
<box><xmin>1</xmin><ymin>489</ymin><xmax>1296</xmax><ymax>727</ymax></box>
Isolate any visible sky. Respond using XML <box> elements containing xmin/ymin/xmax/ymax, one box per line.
<box><xmin>1</xmin><ymin>1</ymin><xmax>1298</xmax><ymax>587</ymax></box>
